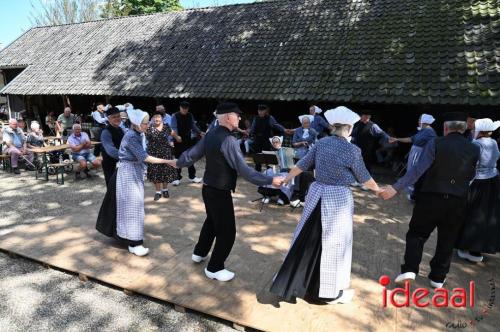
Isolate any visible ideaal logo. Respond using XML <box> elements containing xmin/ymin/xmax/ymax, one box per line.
<box><xmin>378</xmin><ymin>275</ymin><xmax>474</xmax><ymax>308</ymax></box>
<box><xmin>378</xmin><ymin>275</ymin><xmax>496</xmax><ymax>328</ymax></box>
<box><xmin>446</xmin><ymin>278</ymin><xmax>496</xmax><ymax>329</ymax></box>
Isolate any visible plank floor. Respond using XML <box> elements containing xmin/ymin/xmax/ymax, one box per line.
<box><xmin>1</xmin><ymin>177</ymin><xmax>499</xmax><ymax>332</ymax></box>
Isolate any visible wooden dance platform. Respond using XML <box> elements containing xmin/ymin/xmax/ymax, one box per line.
<box><xmin>1</xmin><ymin>178</ymin><xmax>499</xmax><ymax>331</ymax></box>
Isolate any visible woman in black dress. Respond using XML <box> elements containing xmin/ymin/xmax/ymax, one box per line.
<box><xmin>146</xmin><ymin>112</ymin><xmax>177</xmax><ymax>200</ymax></box>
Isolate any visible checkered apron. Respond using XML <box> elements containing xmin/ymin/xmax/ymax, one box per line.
<box><xmin>290</xmin><ymin>181</ymin><xmax>354</xmax><ymax>298</ymax></box>
<box><xmin>116</xmin><ymin>161</ymin><xmax>145</xmax><ymax>241</ymax></box>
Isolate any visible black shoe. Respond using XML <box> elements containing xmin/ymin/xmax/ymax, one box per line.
<box><xmin>154</xmin><ymin>193</ymin><xmax>161</xmax><ymax>201</ymax></box>
<box><xmin>13</xmin><ymin>168</ymin><xmax>21</xmax><ymax>175</ymax></box>
<box><xmin>162</xmin><ymin>190</ymin><xmax>169</xmax><ymax>198</ymax></box>
<box><xmin>83</xmin><ymin>169</ymin><xmax>92</xmax><ymax>178</ymax></box>
<box><xmin>75</xmin><ymin>172</ymin><xmax>82</xmax><ymax>181</ymax></box>
<box><xmin>26</xmin><ymin>165</ymin><xmax>35</xmax><ymax>171</ymax></box>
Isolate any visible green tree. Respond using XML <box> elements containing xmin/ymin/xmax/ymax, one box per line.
<box><xmin>101</xmin><ymin>0</ymin><xmax>182</xmax><ymax>18</ymax></box>
<box><xmin>30</xmin><ymin>0</ymin><xmax>101</xmax><ymax>26</ymax></box>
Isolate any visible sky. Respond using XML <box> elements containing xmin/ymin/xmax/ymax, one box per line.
<box><xmin>0</xmin><ymin>0</ymin><xmax>255</xmax><ymax>49</ymax></box>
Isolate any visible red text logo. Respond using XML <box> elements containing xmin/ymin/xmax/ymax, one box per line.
<box><xmin>379</xmin><ymin>275</ymin><xmax>475</xmax><ymax>308</ymax></box>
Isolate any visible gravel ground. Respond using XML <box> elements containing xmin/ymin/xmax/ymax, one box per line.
<box><xmin>0</xmin><ymin>170</ymin><xmax>236</xmax><ymax>332</ymax></box>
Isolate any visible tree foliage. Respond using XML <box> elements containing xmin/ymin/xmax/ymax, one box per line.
<box><xmin>30</xmin><ymin>0</ymin><xmax>183</xmax><ymax>26</ymax></box>
<box><xmin>101</xmin><ymin>0</ymin><xmax>182</xmax><ymax>18</ymax></box>
<box><xmin>30</xmin><ymin>0</ymin><xmax>102</xmax><ymax>26</ymax></box>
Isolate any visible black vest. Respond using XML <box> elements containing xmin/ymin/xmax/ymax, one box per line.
<box><xmin>254</xmin><ymin>115</ymin><xmax>272</xmax><ymax>139</ymax></box>
<box><xmin>101</xmin><ymin>125</ymin><xmax>125</xmax><ymax>162</ymax></box>
<box><xmin>419</xmin><ymin>132</ymin><xmax>479</xmax><ymax>197</ymax></box>
<box><xmin>203</xmin><ymin>126</ymin><xmax>238</xmax><ymax>191</ymax></box>
<box><xmin>353</xmin><ymin>121</ymin><xmax>375</xmax><ymax>150</ymax></box>
<box><xmin>174</xmin><ymin>112</ymin><xmax>194</xmax><ymax>140</ymax></box>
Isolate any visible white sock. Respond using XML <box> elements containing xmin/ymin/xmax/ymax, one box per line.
<box><xmin>156</xmin><ymin>191</ymin><xmax>161</xmax><ymax>194</ymax></box>
<box><xmin>162</xmin><ymin>189</ymin><xmax>168</xmax><ymax>192</ymax></box>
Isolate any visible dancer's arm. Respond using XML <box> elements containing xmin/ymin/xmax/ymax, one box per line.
<box><xmin>221</xmin><ymin>136</ymin><xmax>273</xmax><ymax>186</ymax></box>
<box><xmin>175</xmin><ymin>137</ymin><xmax>206</xmax><ymax>167</ymax></box>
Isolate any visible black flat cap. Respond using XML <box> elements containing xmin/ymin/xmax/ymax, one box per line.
<box><xmin>442</xmin><ymin>112</ymin><xmax>467</xmax><ymax>122</ymax></box>
<box><xmin>105</xmin><ymin>106</ymin><xmax>121</xmax><ymax>116</ymax></box>
<box><xmin>216</xmin><ymin>102</ymin><xmax>242</xmax><ymax>115</ymax></box>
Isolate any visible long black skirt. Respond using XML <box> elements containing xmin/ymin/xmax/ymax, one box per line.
<box><xmin>456</xmin><ymin>176</ymin><xmax>500</xmax><ymax>253</ymax></box>
<box><xmin>270</xmin><ymin>200</ymin><xmax>323</xmax><ymax>302</ymax></box>
<box><xmin>95</xmin><ymin>170</ymin><xmax>142</xmax><ymax>246</ymax></box>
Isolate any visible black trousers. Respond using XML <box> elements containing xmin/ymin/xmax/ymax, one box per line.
<box><xmin>361</xmin><ymin>149</ymin><xmax>374</xmax><ymax>175</ymax></box>
<box><xmin>174</xmin><ymin>144</ymin><xmax>196</xmax><ymax>180</ymax></box>
<box><xmin>102</xmin><ymin>158</ymin><xmax>117</xmax><ymax>187</ymax></box>
<box><xmin>401</xmin><ymin>193</ymin><xmax>467</xmax><ymax>282</ymax></box>
<box><xmin>194</xmin><ymin>185</ymin><xmax>236</xmax><ymax>272</ymax></box>
<box><xmin>252</xmin><ymin>137</ymin><xmax>272</xmax><ymax>172</ymax></box>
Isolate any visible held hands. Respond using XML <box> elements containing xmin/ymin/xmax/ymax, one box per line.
<box><xmin>272</xmin><ymin>176</ymin><xmax>285</xmax><ymax>187</ymax></box>
<box><xmin>165</xmin><ymin>159</ymin><xmax>178</xmax><ymax>168</ymax></box>
<box><xmin>378</xmin><ymin>185</ymin><xmax>397</xmax><ymax>200</ymax></box>
<box><xmin>388</xmin><ymin>137</ymin><xmax>398</xmax><ymax>144</ymax></box>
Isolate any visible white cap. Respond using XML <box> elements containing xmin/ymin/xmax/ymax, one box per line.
<box><xmin>474</xmin><ymin>118</ymin><xmax>500</xmax><ymax>132</ymax></box>
<box><xmin>313</xmin><ymin>106</ymin><xmax>323</xmax><ymax>114</ymax></box>
<box><xmin>298</xmin><ymin>114</ymin><xmax>314</xmax><ymax>124</ymax></box>
<box><xmin>420</xmin><ymin>114</ymin><xmax>435</xmax><ymax>125</ymax></box>
<box><xmin>324</xmin><ymin>106</ymin><xmax>360</xmax><ymax>126</ymax></box>
<box><xmin>128</xmin><ymin>108</ymin><xmax>148</xmax><ymax>126</ymax></box>
<box><xmin>269</xmin><ymin>136</ymin><xmax>283</xmax><ymax>145</ymax></box>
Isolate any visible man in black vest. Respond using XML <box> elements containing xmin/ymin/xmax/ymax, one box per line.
<box><xmin>171</xmin><ymin>102</ymin><xmax>283</xmax><ymax>281</ymax></box>
<box><xmin>100</xmin><ymin>106</ymin><xmax>127</xmax><ymax>186</ymax></box>
<box><xmin>91</xmin><ymin>103</ymin><xmax>108</xmax><ymax>157</ymax></box>
<box><xmin>171</xmin><ymin>101</ymin><xmax>204</xmax><ymax>185</ymax></box>
<box><xmin>351</xmin><ymin>110</ymin><xmax>389</xmax><ymax>176</ymax></box>
<box><xmin>380</xmin><ymin>112</ymin><xmax>480</xmax><ymax>288</ymax></box>
<box><xmin>249</xmin><ymin>104</ymin><xmax>289</xmax><ymax>171</ymax></box>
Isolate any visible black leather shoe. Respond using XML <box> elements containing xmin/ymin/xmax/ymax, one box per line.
<box><xmin>13</xmin><ymin>168</ymin><xmax>21</xmax><ymax>174</ymax></box>
<box><xmin>154</xmin><ymin>193</ymin><xmax>161</xmax><ymax>201</ymax></box>
<box><xmin>162</xmin><ymin>191</ymin><xmax>169</xmax><ymax>198</ymax></box>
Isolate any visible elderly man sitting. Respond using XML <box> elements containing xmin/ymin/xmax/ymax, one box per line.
<box><xmin>56</xmin><ymin>107</ymin><xmax>77</xmax><ymax>137</ymax></box>
<box><xmin>68</xmin><ymin>123</ymin><xmax>100</xmax><ymax>180</ymax></box>
<box><xmin>2</xmin><ymin>118</ymin><xmax>34</xmax><ymax>174</ymax></box>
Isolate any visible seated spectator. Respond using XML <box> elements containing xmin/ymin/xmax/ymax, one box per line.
<box><xmin>68</xmin><ymin>123</ymin><xmax>100</xmax><ymax>180</ymax></box>
<box><xmin>56</xmin><ymin>107</ymin><xmax>77</xmax><ymax>137</ymax></box>
<box><xmin>26</xmin><ymin>121</ymin><xmax>45</xmax><ymax>148</ymax></box>
<box><xmin>27</xmin><ymin>121</ymin><xmax>45</xmax><ymax>168</ymax></box>
<box><xmin>258</xmin><ymin>136</ymin><xmax>295</xmax><ymax>205</ymax></box>
<box><xmin>292</xmin><ymin>115</ymin><xmax>318</xmax><ymax>159</ymax></box>
<box><xmin>2</xmin><ymin>119</ymin><xmax>34</xmax><ymax>174</ymax></box>
<box><xmin>45</xmin><ymin>111</ymin><xmax>56</xmax><ymax>134</ymax></box>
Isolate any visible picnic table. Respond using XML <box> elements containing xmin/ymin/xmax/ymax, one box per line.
<box><xmin>29</xmin><ymin>141</ymin><xmax>100</xmax><ymax>181</ymax></box>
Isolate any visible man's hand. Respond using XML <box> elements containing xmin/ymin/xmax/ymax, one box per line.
<box><xmin>284</xmin><ymin>128</ymin><xmax>294</xmax><ymax>135</ymax></box>
<box><xmin>272</xmin><ymin>176</ymin><xmax>284</xmax><ymax>187</ymax></box>
<box><xmin>379</xmin><ymin>185</ymin><xmax>397</xmax><ymax>200</ymax></box>
<box><xmin>388</xmin><ymin>137</ymin><xmax>398</xmax><ymax>144</ymax></box>
<box><xmin>165</xmin><ymin>159</ymin><xmax>178</xmax><ymax>168</ymax></box>
<box><xmin>199</xmin><ymin>132</ymin><xmax>206</xmax><ymax>137</ymax></box>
